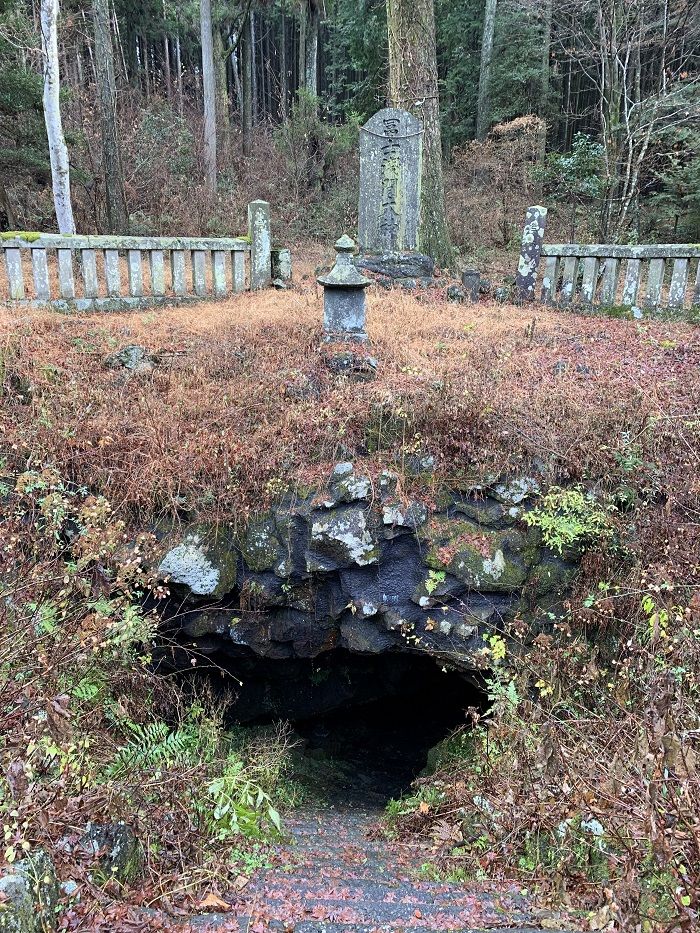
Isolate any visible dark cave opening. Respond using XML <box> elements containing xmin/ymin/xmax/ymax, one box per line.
<box><xmin>215</xmin><ymin>649</ymin><xmax>487</xmax><ymax>801</ymax></box>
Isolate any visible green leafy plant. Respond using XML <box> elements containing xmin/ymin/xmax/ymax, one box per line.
<box><xmin>522</xmin><ymin>486</ymin><xmax>614</xmax><ymax>555</ymax></box>
<box><xmin>205</xmin><ymin>755</ymin><xmax>281</xmax><ymax>839</ymax></box>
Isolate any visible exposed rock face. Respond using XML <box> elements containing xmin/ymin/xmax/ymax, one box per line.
<box><xmin>161</xmin><ymin>465</ymin><xmax>578</xmax><ymax>676</ymax></box>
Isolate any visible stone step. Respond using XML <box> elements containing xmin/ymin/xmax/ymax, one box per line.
<box><xmin>192</xmin><ymin>918</ymin><xmax>580</xmax><ymax>933</ymax></box>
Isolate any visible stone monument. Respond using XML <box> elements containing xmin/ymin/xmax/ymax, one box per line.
<box><xmin>355</xmin><ymin>108</ymin><xmax>435</xmax><ymax>287</ymax></box>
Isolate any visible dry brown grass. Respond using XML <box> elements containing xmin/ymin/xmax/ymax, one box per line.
<box><xmin>1</xmin><ymin>257</ymin><xmax>699</xmax><ymax>533</ymax></box>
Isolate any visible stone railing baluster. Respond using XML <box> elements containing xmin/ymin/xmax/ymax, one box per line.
<box><xmin>540</xmin><ymin>256</ymin><xmax>558</xmax><ymax>304</ymax></box>
<box><xmin>31</xmin><ymin>248</ymin><xmax>50</xmax><ymax>301</ymax></box>
<box><xmin>560</xmin><ymin>257</ymin><xmax>577</xmax><ymax>305</ymax></box>
<box><xmin>128</xmin><ymin>249</ymin><xmax>143</xmax><ymax>297</ymax></box>
<box><xmin>213</xmin><ymin>250</ymin><xmax>228</xmax><ymax>297</ymax></box>
<box><xmin>645</xmin><ymin>258</ymin><xmax>665</xmax><ymax>310</ymax></box>
<box><xmin>580</xmin><ymin>257</ymin><xmax>598</xmax><ymax>305</ymax></box>
<box><xmin>171</xmin><ymin>250</ymin><xmax>187</xmax><ymax>297</ymax></box>
<box><xmin>668</xmin><ymin>259</ymin><xmax>688</xmax><ymax>310</ymax></box>
<box><xmin>104</xmin><ymin>249</ymin><xmax>121</xmax><ymax>298</ymax></box>
<box><xmin>81</xmin><ymin>249</ymin><xmax>99</xmax><ymax>298</ymax></box>
<box><xmin>192</xmin><ymin>250</ymin><xmax>207</xmax><ymax>297</ymax></box>
<box><xmin>150</xmin><ymin>249</ymin><xmax>166</xmax><ymax>297</ymax></box>
<box><xmin>622</xmin><ymin>259</ymin><xmax>642</xmax><ymax>307</ymax></box>
<box><xmin>5</xmin><ymin>248</ymin><xmax>25</xmax><ymax>300</ymax></box>
<box><xmin>57</xmin><ymin>249</ymin><xmax>75</xmax><ymax>299</ymax></box>
<box><xmin>600</xmin><ymin>258</ymin><xmax>620</xmax><ymax>306</ymax></box>
<box><xmin>232</xmin><ymin>249</ymin><xmax>245</xmax><ymax>293</ymax></box>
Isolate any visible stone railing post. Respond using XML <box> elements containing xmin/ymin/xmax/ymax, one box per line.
<box><xmin>515</xmin><ymin>205</ymin><xmax>548</xmax><ymax>301</ymax></box>
<box><xmin>248</xmin><ymin>199</ymin><xmax>272</xmax><ymax>290</ymax></box>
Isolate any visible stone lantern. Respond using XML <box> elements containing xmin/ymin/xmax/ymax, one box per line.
<box><xmin>318</xmin><ymin>235</ymin><xmax>372</xmax><ymax>343</ymax></box>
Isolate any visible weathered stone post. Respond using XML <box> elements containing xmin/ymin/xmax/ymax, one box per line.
<box><xmin>461</xmin><ymin>268</ymin><xmax>480</xmax><ymax>302</ymax></box>
<box><xmin>318</xmin><ymin>235</ymin><xmax>372</xmax><ymax>342</ymax></box>
<box><xmin>515</xmin><ymin>205</ymin><xmax>548</xmax><ymax>301</ymax></box>
<box><xmin>247</xmin><ymin>199</ymin><xmax>272</xmax><ymax>290</ymax></box>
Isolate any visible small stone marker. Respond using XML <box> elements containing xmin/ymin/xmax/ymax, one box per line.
<box><xmin>248</xmin><ymin>199</ymin><xmax>272</xmax><ymax>290</ymax></box>
<box><xmin>462</xmin><ymin>268</ymin><xmax>481</xmax><ymax>302</ymax></box>
<box><xmin>515</xmin><ymin>205</ymin><xmax>548</xmax><ymax>301</ymax></box>
<box><xmin>271</xmin><ymin>247</ymin><xmax>292</xmax><ymax>286</ymax></box>
<box><xmin>318</xmin><ymin>235</ymin><xmax>372</xmax><ymax>342</ymax></box>
<box><xmin>359</xmin><ymin>108</ymin><xmax>423</xmax><ymax>254</ymax></box>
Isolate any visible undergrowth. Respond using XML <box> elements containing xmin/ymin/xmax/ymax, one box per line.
<box><xmin>388</xmin><ymin>556</ymin><xmax>700</xmax><ymax>931</ymax></box>
<box><xmin>0</xmin><ymin>466</ymin><xmax>292</xmax><ymax>917</ymax></box>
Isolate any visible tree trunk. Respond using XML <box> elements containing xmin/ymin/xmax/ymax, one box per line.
<box><xmin>537</xmin><ymin>0</ymin><xmax>553</xmax><ymax>161</ymax></box>
<box><xmin>476</xmin><ymin>0</ymin><xmax>497</xmax><ymax>141</ymax></box>
<box><xmin>175</xmin><ymin>33</ymin><xmax>183</xmax><ymax>116</ymax></box>
<box><xmin>386</xmin><ymin>0</ymin><xmax>452</xmax><ymax>267</ymax></box>
<box><xmin>40</xmin><ymin>0</ymin><xmax>76</xmax><ymax>233</ymax></box>
<box><xmin>298</xmin><ymin>2</ymin><xmax>306</xmax><ymax>100</ymax></box>
<box><xmin>280</xmin><ymin>11</ymin><xmax>288</xmax><ymax>118</ymax></box>
<box><xmin>213</xmin><ymin>26</ymin><xmax>229</xmax><ymax>139</ymax></box>
<box><xmin>163</xmin><ymin>32</ymin><xmax>171</xmax><ymax>100</ymax></box>
<box><xmin>251</xmin><ymin>11</ymin><xmax>259</xmax><ymax>125</ymax></box>
<box><xmin>305</xmin><ymin>3</ymin><xmax>319</xmax><ymax>101</ymax></box>
<box><xmin>92</xmin><ymin>0</ymin><xmax>128</xmax><ymax>233</ymax></box>
<box><xmin>0</xmin><ymin>181</ymin><xmax>17</xmax><ymax>230</ymax></box>
<box><xmin>200</xmin><ymin>0</ymin><xmax>217</xmax><ymax>191</ymax></box>
<box><xmin>242</xmin><ymin>10</ymin><xmax>253</xmax><ymax>155</ymax></box>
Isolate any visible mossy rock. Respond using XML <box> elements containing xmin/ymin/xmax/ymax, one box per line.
<box><xmin>82</xmin><ymin>822</ymin><xmax>144</xmax><ymax>886</ymax></box>
<box><xmin>241</xmin><ymin>513</ymin><xmax>282</xmax><ymax>572</ymax></box>
<box><xmin>422</xmin><ymin>517</ymin><xmax>531</xmax><ymax>592</ymax></box>
<box><xmin>307</xmin><ymin>507</ymin><xmax>380</xmax><ymax>571</ymax></box>
<box><xmin>158</xmin><ymin>524</ymin><xmax>237</xmax><ymax>598</ymax></box>
<box><xmin>527</xmin><ymin>555</ymin><xmax>578</xmax><ymax>597</ymax></box>
<box><xmin>0</xmin><ymin>848</ymin><xmax>60</xmax><ymax>932</ymax></box>
<box><xmin>423</xmin><ymin>730</ymin><xmax>476</xmax><ymax>775</ymax></box>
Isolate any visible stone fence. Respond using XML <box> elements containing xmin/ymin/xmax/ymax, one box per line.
<box><xmin>515</xmin><ymin>206</ymin><xmax>700</xmax><ymax>317</ymax></box>
<box><xmin>0</xmin><ymin>200</ymin><xmax>287</xmax><ymax>312</ymax></box>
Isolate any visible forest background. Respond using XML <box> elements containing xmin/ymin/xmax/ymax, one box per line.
<box><xmin>1</xmin><ymin>0</ymin><xmax>699</xmax><ymax>275</ymax></box>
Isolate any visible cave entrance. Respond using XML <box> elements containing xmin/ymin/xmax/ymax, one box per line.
<box><xmin>221</xmin><ymin>649</ymin><xmax>487</xmax><ymax>801</ymax></box>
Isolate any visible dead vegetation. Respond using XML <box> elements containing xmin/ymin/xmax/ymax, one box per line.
<box><xmin>1</xmin><ymin>259</ymin><xmax>699</xmax><ymax>530</ymax></box>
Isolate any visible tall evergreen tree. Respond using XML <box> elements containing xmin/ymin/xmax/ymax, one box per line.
<box><xmin>200</xmin><ymin>0</ymin><xmax>217</xmax><ymax>189</ymax></box>
<box><xmin>93</xmin><ymin>0</ymin><xmax>129</xmax><ymax>232</ymax></box>
<box><xmin>386</xmin><ymin>0</ymin><xmax>452</xmax><ymax>267</ymax></box>
<box><xmin>476</xmin><ymin>0</ymin><xmax>496</xmax><ymax>140</ymax></box>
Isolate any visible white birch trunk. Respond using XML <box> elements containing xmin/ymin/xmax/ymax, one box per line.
<box><xmin>40</xmin><ymin>0</ymin><xmax>76</xmax><ymax>234</ymax></box>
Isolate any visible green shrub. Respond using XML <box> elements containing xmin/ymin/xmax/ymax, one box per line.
<box><xmin>522</xmin><ymin>486</ymin><xmax>615</xmax><ymax>554</ymax></box>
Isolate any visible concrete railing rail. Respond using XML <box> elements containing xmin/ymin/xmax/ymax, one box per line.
<box><xmin>0</xmin><ymin>199</ymin><xmax>276</xmax><ymax>312</ymax></box>
<box><xmin>515</xmin><ymin>206</ymin><xmax>700</xmax><ymax>315</ymax></box>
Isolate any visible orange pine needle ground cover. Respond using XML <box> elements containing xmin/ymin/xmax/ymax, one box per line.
<box><xmin>1</xmin><ymin>260</ymin><xmax>698</xmax><ymax>533</ymax></box>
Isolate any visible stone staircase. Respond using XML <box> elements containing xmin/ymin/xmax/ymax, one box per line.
<box><xmin>192</xmin><ymin>805</ymin><xmax>583</xmax><ymax>933</ymax></box>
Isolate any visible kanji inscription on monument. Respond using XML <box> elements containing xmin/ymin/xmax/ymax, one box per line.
<box><xmin>358</xmin><ymin>108</ymin><xmax>422</xmax><ymax>254</ymax></box>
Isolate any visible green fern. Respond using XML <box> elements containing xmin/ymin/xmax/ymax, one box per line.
<box><xmin>105</xmin><ymin>720</ymin><xmax>200</xmax><ymax>779</ymax></box>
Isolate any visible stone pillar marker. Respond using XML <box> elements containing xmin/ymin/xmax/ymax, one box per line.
<box><xmin>516</xmin><ymin>205</ymin><xmax>548</xmax><ymax>301</ymax></box>
<box><xmin>248</xmin><ymin>199</ymin><xmax>272</xmax><ymax>290</ymax></box>
<box><xmin>318</xmin><ymin>235</ymin><xmax>372</xmax><ymax>342</ymax></box>
<box><xmin>358</xmin><ymin>108</ymin><xmax>422</xmax><ymax>255</ymax></box>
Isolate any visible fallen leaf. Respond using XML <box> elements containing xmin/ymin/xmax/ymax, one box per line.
<box><xmin>196</xmin><ymin>893</ymin><xmax>231</xmax><ymax>912</ymax></box>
